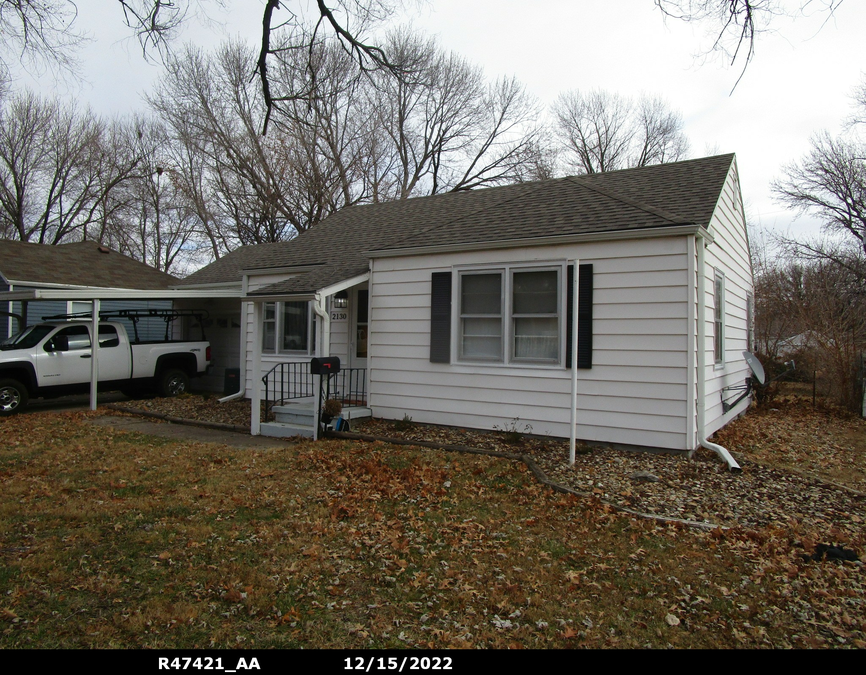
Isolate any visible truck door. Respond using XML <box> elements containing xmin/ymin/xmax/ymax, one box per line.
<box><xmin>35</xmin><ymin>325</ymin><xmax>93</xmax><ymax>386</ymax></box>
<box><xmin>95</xmin><ymin>325</ymin><xmax>130</xmax><ymax>381</ymax></box>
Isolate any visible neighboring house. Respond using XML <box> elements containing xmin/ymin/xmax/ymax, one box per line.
<box><xmin>0</xmin><ymin>240</ymin><xmax>178</xmax><ymax>341</ymax></box>
<box><xmin>178</xmin><ymin>153</ymin><xmax>754</xmax><ymax>453</ymax></box>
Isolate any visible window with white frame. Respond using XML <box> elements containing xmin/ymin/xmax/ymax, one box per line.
<box><xmin>458</xmin><ymin>265</ymin><xmax>562</xmax><ymax>365</ymax></box>
<box><xmin>713</xmin><ymin>271</ymin><xmax>725</xmax><ymax>364</ymax></box>
<box><xmin>262</xmin><ymin>301</ymin><xmax>315</xmax><ymax>354</ymax></box>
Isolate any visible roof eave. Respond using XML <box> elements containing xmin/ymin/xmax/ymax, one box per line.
<box><xmin>0</xmin><ymin>288</ymin><xmax>244</xmax><ymax>302</ymax></box>
<box><xmin>368</xmin><ymin>223</ymin><xmax>711</xmax><ymax>259</ymax></box>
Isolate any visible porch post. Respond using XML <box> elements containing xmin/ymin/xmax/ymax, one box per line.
<box><xmin>90</xmin><ymin>298</ymin><xmax>100</xmax><ymax>411</ymax></box>
<box><xmin>569</xmin><ymin>259</ymin><xmax>579</xmax><ymax>465</ymax></box>
<box><xmin>250</xmin><ymin>300</ymin><xmax>262</xmax><ymax>435</ymax></box>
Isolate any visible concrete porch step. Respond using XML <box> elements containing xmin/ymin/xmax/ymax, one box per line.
<box><xmin>262</xmin><ymin>404</ymin><xmax>372</xmax><ymax>439</ymax></box>
<box><xmin>272</xmin><ymin>403</ymin><xmax>316</xmax><ymax>426</ymax></box>
<box><xmin>260</xmin><ymin>421</ymin><xmax>315</xmax><ymax>439</ymax></box>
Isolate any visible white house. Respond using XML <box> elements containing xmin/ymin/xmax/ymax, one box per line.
<box><xmin>176</xmin><ymin>154</ymin><xmax>754</xmax><ymax>457</ymax></box>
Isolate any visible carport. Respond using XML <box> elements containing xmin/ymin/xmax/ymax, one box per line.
<box><xmin>0</xmin><ymin>285</ymin><xmax>242</xmax><ymax>412</ymax></box>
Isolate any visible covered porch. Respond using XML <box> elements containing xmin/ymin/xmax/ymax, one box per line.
<box><xmin>246</xmin><ymin>272</ymin><xmax>372</xmax><ymax>438</ymax></box>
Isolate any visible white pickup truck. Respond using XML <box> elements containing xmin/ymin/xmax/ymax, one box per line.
<box><xmin>0</xmin><ymin>318</ymin><xmax>211</xmax><ymax>415</ymax></box>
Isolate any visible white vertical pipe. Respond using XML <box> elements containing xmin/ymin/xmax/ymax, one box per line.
<box><xmin>219</xmin><ymin>275</ymin><xmax>249</xmax><ymax>403</ymax></box>
<box><xmin>697</xmin><ymin>233</ymin><xmax>741</xmax><ymax>472</ymax></box>
<box><xmin>90</xmin><ymin>298</ymin><xmax>100</xmax><ymax>411</ymax></box>
<box><xmin>569</xmin><ymin>259</ymin><xmax>580</xmax><ymax>466</ymax></box>
<box><xmin>686</xmin><ymin>234</ymin><xmax>697</xmax><ymax>451</ymax></box>
<box><xmin>696</xmin><ymin>236</ymin><xmax>707</xmax><ymax>445</ymax></box>
<box><xmin>250</xmin><ymin>300</ymin><xmax>262</xmax><ymax>436</ymax></box>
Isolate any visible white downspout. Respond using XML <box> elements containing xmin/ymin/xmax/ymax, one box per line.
<box><xmin>697</xmin><ymin>233</ymin><xmax>741</xmax><ymax>472</ymax></box>
<box><xmin>250</xmin><ymin>300</ymin><xmax>263</xmax><ymax>436</ymax></box>
<box><xmin>219</xmin><ymin>276</ymin><xmax>249</xmax><ymax>403</ymax></box>
<box><xmin>569</xmin><ymin>259</ymin><xmax>580</xmax><ymax>465</ymax></box>
<box><xmin>313</xmin><ymin>292</ymin><xmax>330</xmax><ymax>358</ymax></box>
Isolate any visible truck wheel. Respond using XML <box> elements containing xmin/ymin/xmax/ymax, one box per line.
<box><xmin>159</xmin><ymin>369</ymin><xmax>189</xmax><ymax>397</ymax></box>
<box><xmin>0</xmin><ymin>379</ymin><xmax>29</xmax><ymax>416</ymax></box>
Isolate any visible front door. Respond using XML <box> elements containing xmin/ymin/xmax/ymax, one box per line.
<box><xmin>350</xmin><ymin>287</ymin><xmax>368</xmax><ymax>370</ymax></box>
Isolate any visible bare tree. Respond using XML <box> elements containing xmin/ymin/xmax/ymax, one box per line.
<box><xmin>0</xmin><ymin>91</ymin><xmax>144</xmax><ymax>246</ymax></box>
<box><xmin>655</xmin><ymin>1</ymin><xmax>844</xmax><ymax>86</ymax></box>
<box><xmin>94</xmin><ymin>116</ymin><xmax>207</xmax><ymax>275</ymax></box>
<box><xmin>0</xmin><ymin>1</ymin><xmax>403</xmax><ymax>135</ymax></box>
<box><xmin>0</xmin><ymin>0</ymin><xmax>85</xmax><ymax>78</ymax></box>
<box><xmin>552</xmin><ymin>89</ymin><xmax>690</xmax><ymax>175</ymax></box>
<box><xmin>773</xmin><ymin>131</ymin><xmax>866</xmax><ymax>258</ymax></box>
<box><xmin>0</xmin><ymin>90</ymin><xmax>53</xmax><ymax>240</ymax></box>
<box><xmin>369</xmin><ymin>29</ymin><xmax>544</xmax><ymax>199</ymax></box>
<box><xmin>149</xmin><ymin>39</ymin><xmax>376</xmax><ymax>250</ymax></box>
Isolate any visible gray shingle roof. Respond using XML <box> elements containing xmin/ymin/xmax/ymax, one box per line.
<box><xmin>179</xmin><ymin>154</ymin><xmax>734</xmax><ymax>296</ymax></box>
<box><xmin>0</xmin><ymin>240</ymin><xmax>178</xmax><ymax>290</ymax></box>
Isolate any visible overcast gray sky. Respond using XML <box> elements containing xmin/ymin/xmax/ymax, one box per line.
<box><xmin>13</xmin><ymin>0</ymin><xmax>866</xmax><ymax>242</ymax></box>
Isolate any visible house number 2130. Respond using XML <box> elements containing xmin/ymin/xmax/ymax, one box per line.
<box><xmin>330</xmin><ymin>311</ymin><xmax>348</xmax><ymax>321</ymax></box>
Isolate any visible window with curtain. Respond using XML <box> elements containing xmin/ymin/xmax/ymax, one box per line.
<box><xmin>458</xmin><ymin>265</ymin><xmax>562</xmax><ymax>365</ymax></box>
<box><xmin>512</xmin><ymin>269</ymin><xmax>559</xmax><ymax>362</ymax></box>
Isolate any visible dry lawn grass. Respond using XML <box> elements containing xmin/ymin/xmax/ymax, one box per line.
<box><xmin>715</xmin><ymin>392</ymin><xmax>866</xmax><ymax>492</ymax></box>
<box><xmin>0</xmin><ymin>408</ymin><xmax>864</xmax><ymax>649</ymax></box>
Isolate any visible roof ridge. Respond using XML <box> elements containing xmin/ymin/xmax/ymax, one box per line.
<box><xmin>567</xmin><ymin>175</ymin><xmax>695</xmax><ymax>226</ymax></box>
<box><xmin>370</xmin><ymin>179</ymin><xmax>566</xmax><ymax>252</ymax></box>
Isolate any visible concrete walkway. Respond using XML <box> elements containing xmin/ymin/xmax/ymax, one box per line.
<box><xmin>89</xmin><ymin>414</ymin><xmax>295</xmax><ymax>450</ymax></box>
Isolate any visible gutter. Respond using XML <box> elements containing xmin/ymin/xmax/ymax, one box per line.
<box><xmin>368</xmin><ymin>224</ymin><xmax>713</xmax><ymax>259</ymax></box>
<box><xmin>696</xmin><ymin>232</ymin><xmax>741</xmax><ymax>472</ymax></box>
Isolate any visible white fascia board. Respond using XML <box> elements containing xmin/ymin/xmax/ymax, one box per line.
<box><xmin>368</xmin><ymin>224</ymin><xmax>710</xmax><ymax>259</ymax></box>
<box><xmin>242</xmin><ymin>273</ymin><xmax>370</xmax><ymax>303</ymax></box>
<box><xmin>169</xmin><ymin>281</ymin><xmax>243</xmax><ymax>290</ymax></box>
<box><xmin>244</xmin><ymin>293</ymin><xmax>317</xmax><ymax>303</ymax></box>
<box><xmin>2</xmin><ymin>279</ymin><xmax>131</xmax><ymax>290</ymax></box>
<box><xmin>0</xmin><ymin>288</ymin><xmax>244</xmax><ymax>302</ymax></box>
<box><xmin>318</xmin><ymin>273</ymin><xmax>370</xmax><ymax>298</ymax></box>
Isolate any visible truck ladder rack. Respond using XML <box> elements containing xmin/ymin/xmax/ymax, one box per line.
<box><xmin>40</xmin><ymin>309</ymin><xmax>209</xmax><ymax>342</ymax></box>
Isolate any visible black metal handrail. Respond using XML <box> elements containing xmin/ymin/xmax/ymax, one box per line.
<box><xmin>330</xmin><ymin>368</ymin><xmax>367</xmax><ymax>407</ymax></box>
<box><xmin>262</xmin><ymin>362</ymin><xmax>316</xmax><ymax>421</ymax></box>
<box><xmin>262</xmin><ymin>362</ymin><xmax>367</xmax><ymax>423</ymax></box>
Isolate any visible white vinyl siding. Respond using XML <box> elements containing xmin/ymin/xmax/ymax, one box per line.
<box><xmin>702</xmin><ymin>161</ymin><xmax>753</xmax><ymax>438</ymax></box>
<box><xmin>369</xmin><ymin>236</ymin><xmax>692</xmax><ymax>451</ymax></box>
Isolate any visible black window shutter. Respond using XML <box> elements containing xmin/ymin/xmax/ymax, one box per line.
<box><xmin>566</xmin><ymin>263</ymin><xmax>593</xmax><ymax>369</ymax></box>
<box><xmin>430</xmin><ymin>272</ymin><xmax>452</xmax><ymax>363</ymax></box>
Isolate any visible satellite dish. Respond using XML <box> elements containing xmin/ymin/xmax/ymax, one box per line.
<box><xmin>742</xmin><ymin>351</ymin><xmax>766</xmax><ymax>385</ymax></box>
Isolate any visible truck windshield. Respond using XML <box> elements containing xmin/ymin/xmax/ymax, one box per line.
<box><xmin>0</xmin><ymin>324</ymin><xmax>56</xmax><ymax>350</ymax></box>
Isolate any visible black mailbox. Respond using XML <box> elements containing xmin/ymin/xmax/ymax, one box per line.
<box><xmin>310</xmin><ymin>356</ymin><xmax>341</xmax><ymax>374</ymax></box>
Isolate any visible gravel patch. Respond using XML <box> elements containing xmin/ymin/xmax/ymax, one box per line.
<box><xmin>115</xmin><ymin>394</ymin><xmax>866</xmax><ymax>534</ymax></box>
